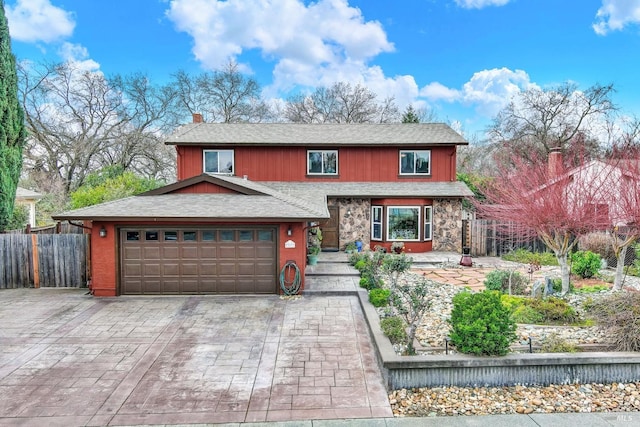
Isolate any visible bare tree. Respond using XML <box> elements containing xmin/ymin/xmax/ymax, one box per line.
<box><xmin>171</xmin><ymin>61</ymin><xmax>273</xmax><ymax>123</ymax></box>
<box><xmin>284</xmin><ymin>82</ymin><xmax>399</xmax><ymax>123</ymax></box>
<box><xmin>488</xmin><ymin>82</ymin><xmax>616</xmax><ymax>163</ymax></box>
<box><xmin>18</xmin><ymin>61</ymin><xmax>175</xmax><ymax>195</ymax></box>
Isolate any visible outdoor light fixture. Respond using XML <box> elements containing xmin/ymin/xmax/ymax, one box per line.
<box><xmin>287</xmin><ymin>226</ymin><xmax>292</xmax><ymax>236</ymax></box>
<box><xmin>99</xmin><ymin>226</ymin><xmax>107</xmax><ymax>238</ymax></box>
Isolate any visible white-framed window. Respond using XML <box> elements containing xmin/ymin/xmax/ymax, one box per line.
<box><xmin>203</xmin><ymin>150</ymin><xmax>234</xmax><ymax>174</ymax></box>
<box><xmin>371</xmin><ymin>206</ymin><xmax>383</xmax><ymax>241</ymax></box>
<box><xmin>307</xmin><ymin>150</ymin><xmax>338</xmax><ymax>175</ymax></box>
<box><xmin>399</xmin><ymin>150</ymin><xmax>431</xmax><ymax>175</ymax></box>
<box><xmin>424</xmin><ymin>206</ymin><xmax>433</xmax><ymax>241</ymax></box>
<box><xmin>386</xmin><ymin>206</ymin><xmax>421</xmax><ymax>241</ymax></box>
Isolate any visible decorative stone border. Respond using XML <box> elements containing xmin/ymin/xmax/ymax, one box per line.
<box><xmin>356</xmin><ymin>289</ymin><xmax>640</xmax><ymax>390</ymax></box>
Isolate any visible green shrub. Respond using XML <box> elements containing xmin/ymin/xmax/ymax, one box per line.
<box><xmin>502</xmin><ymin>249</ymin><xmax>558</xmax><ymax>266</ymax></box>
<box><xmin>380</xmin><ymin>316</ymin><xmax>407</xmax><ymax>345</ymax></box>
<box><xmin>539</xmin><ymin>333</ymin><xmax>578</xmax><ymax>353</ymax></box>
<box><xmin>369</xmin><ymin>288</ymin><xmax>391</xmax><ymax>307</ymax></box>
<box><xmin>348</xmin><ymin>251</ymin><xmax>367</xmax><ymax>266</ymax></box>
<box><xmin>526</xmin><ymin>297</ymin><xmax>579</xmax><ymax>324</ymax></box>
<box><xmin>574</xmin><ymin>284</ymin><xmax>610</xmax><ymax>293</ymax></box>
<box><xmin>578</xmin><ymin>232</ymin><xmax>616</xmax><ymax>263</ymax></box>
<box><xmin>354</xmin><ymin>260</ymin><xmax>367</xmax><ymax>272</ymax></box>
<box><xmin>381</xmin><ymin>253</ymin><xmax>413</xmax><ymax>288</ymax></box>
<box><xmin>571</xmin><ymin>250</ymin><xmax>601</xmax><ymax>279</ymax></box>
<box><xmin>511</xmin><ymin>304</ymin><xmax>544</xmax><ymax>324</ymax></box>
<box><xmin>449</xmin><ymin>291</ymin><xmax>517</xmax><ymax>356</ymax></box>
<box><xmin>483</xmin><ymin>269</ymin><xmax>528</xmax><ymax>295</ymax></box>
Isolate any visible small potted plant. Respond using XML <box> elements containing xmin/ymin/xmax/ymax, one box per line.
<box><xmin>391</xmin><ymin>241</ymin><xmax>405</xmax><ymax>254</ymax></box>
<box><xmin>307</xmin><ymin>227</ymin><xmax>323</xmax><ymax>265</ymax></box>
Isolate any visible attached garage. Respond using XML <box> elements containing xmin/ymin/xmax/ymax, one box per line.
<box><xmin>120</xmin><ymin>227</ymin><xmax>278</xmax><ymax>295</ymax></box>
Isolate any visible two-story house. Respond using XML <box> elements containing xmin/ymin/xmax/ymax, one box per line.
<box><xmin>53</xmin><ymin>119</ymin><xmax>472</xmax><ymax>296</ymax></box>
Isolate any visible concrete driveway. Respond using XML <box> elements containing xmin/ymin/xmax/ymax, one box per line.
<box><xmin>0</xmin><ymin>289</ymin><xmax>391</xmax><ymax>426</ymax></box>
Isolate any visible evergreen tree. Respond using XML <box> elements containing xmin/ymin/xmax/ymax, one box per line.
<box><xmin>401</xmin><ymin>105</ymin><xmax>420</xmax><ymax>123</ymax></box>
<box><xmin>0</xmin><ymin>1</ymin><xmax>26</xmax><ymax>231</ymax></box>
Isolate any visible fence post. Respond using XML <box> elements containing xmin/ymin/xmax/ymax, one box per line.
<box><xmin>31</xmin><ymin>233</ymin><xmax>40</xmax><ymax>288</ymax></box>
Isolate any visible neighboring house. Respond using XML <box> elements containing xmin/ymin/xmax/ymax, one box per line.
<box><xmin>15</xmin><ymin>187</ymin><xmax>42</xmax><ymax>227</ymax></box>
<box><xmin>53</xmin><ymin>119</ymin><xmax>472</xmax><ymax>296</ymax></box>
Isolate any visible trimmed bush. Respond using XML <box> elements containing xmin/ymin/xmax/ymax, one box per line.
<box><xmin>483</xmin><ymin>269</ymin><xmax>528</xmax><ymax>295</ymax></box>
<box><xmin>526</xmin><ymin>297</ymin><xmax>579</xmax><ymax>324</ymax></box>
<box><xmin>502</xmin><ymin>249</ymin><xmax>558</xmax><ymax>266</ymax></box>
<box><xmin>571</xmin><ymin>250</ymin><xmax>601</xmax><ymax>279</ymax></box>
<box><xmin>449</xmin><ymin>291</ymin><xmax>517</xmax><ymax>356</ymax></box>
<box><xmin>539</xmin><ymin>333</ymin><xmax>578</xmax><ymax>353</ymax></box>
<box><xmin>380</xmin><ymin>316</ymin><xmax>407</xmax><ymax>345</ymax></box>
<box><xmin>369</xmin><ymin>288</ymin><xmax>391</xmax><ymax>307</ymax></box>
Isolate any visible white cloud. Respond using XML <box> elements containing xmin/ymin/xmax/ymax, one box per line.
<box><xmin>5</xmin><ymin>0</ymin><xmax>75</xmax><ymax>43</ymax></box>
<box><xmin>166</xmin><ymin>0</ymin><xmax>394</xmax><ymax>82</ymax></box>
<box><xmin>420</xmin><ymin>68</ymin><xmax>537</xmax><ymax>117</ymax></box>
<box><xmin>420</xmin><ymin>82</ymin><xmax>461</xmax><ymax>102</ymax></box>
<box><xmin>58</xmin><ymin>43</ymin><xmax>101</xmax><ymax>73</ymax></box>
<box><xmin>454</xmin><ymin>0</ymin><xmax>511</xmax><ymax>9</ymax></box>
<box><xmin>593</xmin><ymin>0</ymin><xmax>640</xmax><ymax>35</ymax></box>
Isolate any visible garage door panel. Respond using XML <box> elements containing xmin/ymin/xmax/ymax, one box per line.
<box><xmin>218</xmin><ymin>262</ymin><xmax>236</xmax><ymax>275</ymax></box>
<box><xmin>121</xmin><ymin>227</ymin><xmax>276</xmax><ymax>295</ymax></box>
<box><xmin>144</xmin><ymin>263</ymin><xmax>161</xmax><ymax>276</ymax></box>
<box><xmin>200</xmin><ymin>246</ymin><xmax>216</xmax><ymax>258</ymax></box>
<box><xmin>181</xmin><ymin>246</ymin><xmax>198</xmax><ymax>259</ymax></box>
<box><xmin>200</xmin><ymin>262</ymin><xmax>216</xmax><ymax>275</ymax></box>
<box><xmin>163</xmin><ymin>263</ymin><xmax>179</xmax><ymax>276</ymax></box>
<box><xmin>143</xmin><ymin>247</ymin><xmax>161</xmax><ymax>260</ymax></box>
<box><xmin>123</xmin><ymin>247</ymin><xmax>141</xmax><ymax>260</ymax></box>
<box><xmin>181</xmin><ymin>263</ymin><xmax>199</xmax><ymax>276</ymax></box>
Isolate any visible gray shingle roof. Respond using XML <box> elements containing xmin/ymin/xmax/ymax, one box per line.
<box><xmin>265</xmin><ymin>181</ymin><xmax>474</xmax><ymax>199</ymax></box>
<box><xmin>52</xmin><ymin>193</ymin><xmax>328</xmax><ymax>222</ymax></box>
<box><xmin>165</xmin><ymin>123</ymin><xmax>468</xmax><ymax>146</ymax></box>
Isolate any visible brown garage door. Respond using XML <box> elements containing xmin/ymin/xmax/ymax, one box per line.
<box><xmin>120</xmin><ymin>227</ymin><xmax>277</xmax><ymax>295</ymax></box>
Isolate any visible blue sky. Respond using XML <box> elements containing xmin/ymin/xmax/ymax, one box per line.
<box><xmin>5</xmin><ymin>0</ymin><xmax>640</xmax><ymax>139</ymax></box>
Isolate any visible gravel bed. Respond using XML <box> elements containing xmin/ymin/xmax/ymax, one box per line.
<box><xmin>390</xmin><ymin>382</ymin><xmax>640</xmax><ymax>416</ymax></box>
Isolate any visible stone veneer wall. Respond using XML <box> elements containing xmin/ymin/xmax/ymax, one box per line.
<box><xmin>328</xmin><ymin>198</ymin><xmax>371</xmax><ymax>250</ymax></box>
<box><xmin>432</xmin><ymin>198</ymin><xmax>462</xmax><ymax>252</ymax></box>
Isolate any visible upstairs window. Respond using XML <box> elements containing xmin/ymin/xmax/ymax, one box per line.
<box><xmin>307</xmin><ymin>150</ymin><xmax>338</xmax><ymax>175</ymax></box>
<box><xmin>204</xmin><ymin>150</ymin><xmax>234</xmax><ymax>174</ymax></box>
<box><xmin>399</xmin><ymin>150</ymin><xmax>431</xmax><ymax>175</ymax></box>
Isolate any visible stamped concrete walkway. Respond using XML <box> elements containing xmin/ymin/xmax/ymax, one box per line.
<box><xmin>0</xmin><ymin>289</ymin><xmax>391</xmax><ymax>426</ymax></box>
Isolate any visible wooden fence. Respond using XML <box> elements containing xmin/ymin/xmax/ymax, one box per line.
<box><xmin>466</xmin><ymin>219</ymin><xmax>548</xmax><ymax>257</ymax></box>
<box><xmin>0</xmin><ymin>234</ymin><xmax>90</xmax><ymax>289</ymax></box>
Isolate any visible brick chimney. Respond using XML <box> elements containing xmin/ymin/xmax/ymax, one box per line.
<box><xmin>548</xmin><ymin>147</ymin><xmax>563</xmax><ymax>179</ymax></box>
<box><xmin>192</xmin><ymin>113</ymin><xmax>203</xmax><ymax>123</ymax></box>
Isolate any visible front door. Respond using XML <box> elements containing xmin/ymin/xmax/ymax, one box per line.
<box><xmin>319</xmin><ymin>206</ymin><xmax>339</xmax><ymax>251</ymax></box>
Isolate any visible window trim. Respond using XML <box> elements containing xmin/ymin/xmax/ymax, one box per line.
<box><xmin>203</xmin><ymin>149</ymin><xmax>235</xmax><ymax>175</ymax></box>
<box><xmin>386</xmin><ymin>206</ymin><xmax>421</xmax><ymax>242</ymax></box>
<box><xmin>371</xmin><ymin>206</ymin><xmax>383</xmax><ymax>241</ymax></box>
<box><xmin>307</xmin><ymin>149</ymin><xmax>338</xmax><ymax>175</ymax></box>
<box><xmin>424</xmin><ymin>206</ymin><xmax>433</xmax><ymax>241</ymax></box>
<box><xmin>399</xmin><ymin>150</ymin><xmax>431</xmax><ymax>175</ymax></box>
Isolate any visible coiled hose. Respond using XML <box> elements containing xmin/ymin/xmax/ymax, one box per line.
<box><xmin>279</xmin><ymin>260</ymin><xmax>301</xmax><ymax>295</ymax></box>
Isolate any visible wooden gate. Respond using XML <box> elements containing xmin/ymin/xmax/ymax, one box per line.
<box><xmin>0</xmin><ymin>234</ymin><xmax>90</xmax><ymax>288</ymax></box>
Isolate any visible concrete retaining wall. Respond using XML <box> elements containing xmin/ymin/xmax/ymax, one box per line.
<box><xmin>357</xmin><ymin>289</ymin><xmax>640</xmax><ymax>389</ymax></box>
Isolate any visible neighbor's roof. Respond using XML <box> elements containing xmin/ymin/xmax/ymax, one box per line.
<box><xmin>15</xmin><ymin>187</ymin><xmax>42</xmax><ymax>200</ymax></box>
<box><xmin>165</xmin><ymin>123</ymin><xmax>468</xmax><ymax>146</ymax></box>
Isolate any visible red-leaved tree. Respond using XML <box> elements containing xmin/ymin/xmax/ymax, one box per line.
<box><xmin>607</xmin><ymin>145</ymin><xmax>640</xmax><ymax>291</ymax></box>
<box><xmin>476</xmin><ymin>151</ymin><xmax>616</xmax><ymax>294</ymax></box>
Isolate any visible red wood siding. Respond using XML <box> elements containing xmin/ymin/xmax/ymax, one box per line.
<box><xmin>178</xmin><ymin>145</ymin><xmax>458</xmax><ymax>182</ymax></box>
<box><xmin>90</xmin><ymin>220</ymin><xmax>307</xmax><ymax>297</ymax></box>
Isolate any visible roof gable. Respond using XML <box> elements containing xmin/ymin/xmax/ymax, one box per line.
<box><xmin>141</xmin><ymin>174</ymin><xmax>266</xmax><ymax>196</ymax></box>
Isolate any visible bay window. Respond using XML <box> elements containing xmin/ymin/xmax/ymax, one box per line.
<box><xmin>387</xmin><ymin>207</ymin><xmax>420</xmax><ymax>241</ymax></box>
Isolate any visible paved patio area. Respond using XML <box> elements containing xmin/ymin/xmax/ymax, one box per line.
<box><xmin>0</xmin><ymin>289</ymin><xmax>391</xmax><ymax>426</ymax></box>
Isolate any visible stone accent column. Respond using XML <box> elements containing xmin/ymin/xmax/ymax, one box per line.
<box><xmin>432</xmin><ymin>198</ymin><xmax>463</xmax><ymax>252</ymax></box>
<box><xmin>331</xmin><ymin>198</ymin><xmax>370</xmax><ymax>250</ymax></box>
